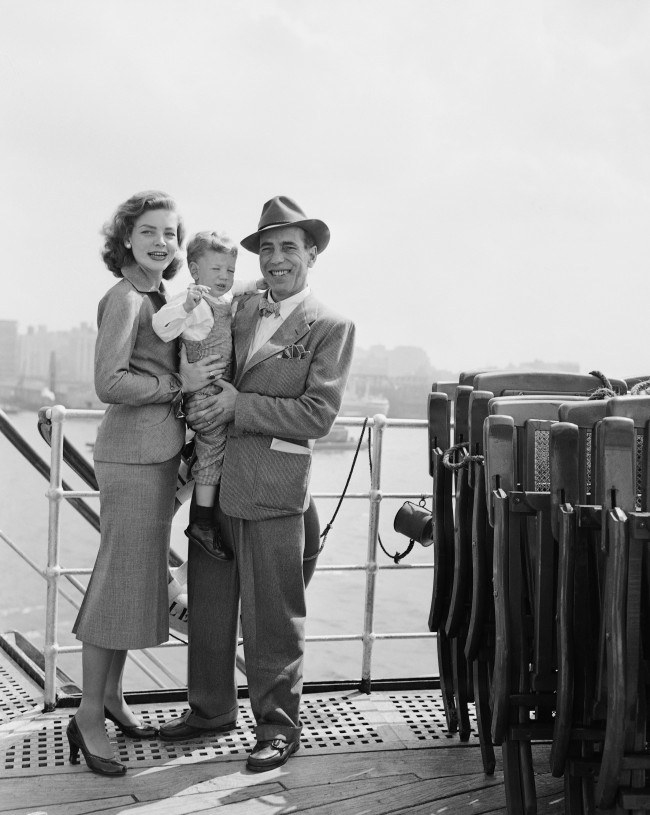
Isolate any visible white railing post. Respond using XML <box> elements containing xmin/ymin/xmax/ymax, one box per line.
<box><xmin>360</xmin><ymin>413</ymin><xmax>387</xmax><ymax>692</ymax></box>
<box><xmin>43</xmin><ymin>405</ymin><xmax>65</xmax><ymax>711</ymax></box>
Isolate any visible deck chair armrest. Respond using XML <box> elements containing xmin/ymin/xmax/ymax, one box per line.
<box><xmin>484</xmin><ymin>414</ymin><xmax>515</xmax><ymax>527</ymax></box>
<box><xmin>469</xmin><ymin>391</ymin><xmax>491</xmax><ymax>452</ymax></box>
<box><xmin>549</xmin><ymin>422</ymin><xmax>580</xmax><ymax>541</ymax></box>
<box><xmin>454</xmin><ymin>386</ymin><xmax>473</xmax><ymax>446</ymax></box>
<box><xmin>595</xmin><ymin>417</ymin><xmax>636</xmax><ymax>520</ymax></box>
<box><xmin>427</xmin><ymin>392</ymin><xmax>450</xmax><ymax>477</ymax></box>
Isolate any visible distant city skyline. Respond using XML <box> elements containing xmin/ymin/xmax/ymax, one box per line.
<box><xmin>0</xmin><ymin>315</ymin><xmax>584</xmax><ymax>418</ymax></box>
<box><xmin>0</xmin><ymin>315</ymin><xmax>580</xmax><ymax>383</ymax></box>
<box><xmin>1</xmin><ymin>316</ymin><xmax>445</xmax><ymax>376</ymax></box>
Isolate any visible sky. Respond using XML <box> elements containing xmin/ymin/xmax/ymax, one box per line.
<box><xmin>1</xmin><ymin>0</ymin><xmax>649</xmax><ymax>378</ymax></box>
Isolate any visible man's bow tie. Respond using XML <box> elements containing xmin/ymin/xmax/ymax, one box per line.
<box><xmin>259</xmin><ymin>299</ymin><xmax>281</xmax><ymax>318</ymax></box>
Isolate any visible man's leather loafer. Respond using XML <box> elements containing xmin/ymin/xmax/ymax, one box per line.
<box><xmin>185</xmin><ymin>522</ymin><xmax>233</xmax><ymax>561</ymax></box>
<box><xmin>159</xmin><ymin>716</ymin><xmax>236</xmax><ymax>742</ymax></box>
<box><xmin>246</xmin><ymin>738</ymin><xmax>300</xmax><ymax>772</ymax></box>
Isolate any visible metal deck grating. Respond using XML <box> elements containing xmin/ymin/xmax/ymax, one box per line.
<box><xmin>0</xmin><ymin>655</ymin><xmax>41</xmax><ymax>725</ymax></box>
<box><xmin>390</xmin><ymin>692</ymin><xmax>479</xmax><ymax>742</ymax></box>
<box><xmin>0</xmin><ymin>690</ymin><xmax>472</xmax><ymax>775</ymax></box>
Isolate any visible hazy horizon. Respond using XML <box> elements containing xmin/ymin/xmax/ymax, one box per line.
<box><xmin>2</xmin><ymin>0</ymin><xmax>649</xmax><ymax>379</ymax></box>
<box><xmin>1</xmin><ymin>313</ymin><xmax>582</xmax><ymax>383</ymax></box>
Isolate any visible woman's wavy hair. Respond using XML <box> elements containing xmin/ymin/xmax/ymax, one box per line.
<box><xmin>101</xmin><ymin>190</ymin><xmax>186</xmax><ymax>279</ymax></box>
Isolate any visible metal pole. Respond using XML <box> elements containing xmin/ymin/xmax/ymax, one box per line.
<box><xmin>360</xmin><ymin>413</ymin><xmax>387</xmax><ymax>693</ymax></box>
<box><xmin>44</xmin><ymin>405</ymin><xmax>65</xmax><ymax>711</ymax></box>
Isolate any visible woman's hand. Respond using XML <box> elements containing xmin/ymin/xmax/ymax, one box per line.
<box><xmin>178</xmin><ymin>345</ymin><xmax>227</xmax><ymax>393</ymax></box>
<box><xmin>185</xmin><ymin>382</ymin><xmax>238</xmax><ymax>433</ymax></box>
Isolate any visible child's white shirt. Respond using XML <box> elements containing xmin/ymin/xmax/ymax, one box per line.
<box><xmin>152</xmin><ymin>280</ymin><xmax>258</xmax><ymax>342</ymax></box>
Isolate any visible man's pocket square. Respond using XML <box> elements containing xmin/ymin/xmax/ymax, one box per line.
<box><xmin>281</xmin><ymin>344</ymin><xmax>310</xmax><ymax>359</ymax></box>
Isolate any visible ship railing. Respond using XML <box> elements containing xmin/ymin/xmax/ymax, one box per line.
<box><xmin>41</xmin><ymin>405</ymin><xmax>434</xmax><ymax>710</ymax></box>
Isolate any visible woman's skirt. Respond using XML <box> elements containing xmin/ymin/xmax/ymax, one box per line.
<box><xmin>72</xmin><ymin>454</ymin><xmax>180</xmax><ymax>650</ymax></box>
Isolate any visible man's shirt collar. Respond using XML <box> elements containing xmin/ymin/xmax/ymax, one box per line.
<box><xmin>266</xmin><ymin>285</ymin><xmax>311</xmax><ymax>311</ymax></box>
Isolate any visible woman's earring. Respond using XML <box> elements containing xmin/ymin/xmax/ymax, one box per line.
<box><xmin>125</xmin><ymin>242</ymin><xmax>131</xmax><ymax>248</ymax></box>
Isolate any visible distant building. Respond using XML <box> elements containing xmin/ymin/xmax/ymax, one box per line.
<box><xmin>0</xmin><ymin>322</ymin><xmax>101</xmax><ymax>408</ymax></box>
<box><xmin>501</xmin><ymin>359</ymin><xmax>580</xmax><ymax>374</ymax></box>
<box><xmin>18</xmin><ymin>325</ymin><xmax>51</xmax><ymax>381</ymax></box>
<box><xmin>17</xmin><ymin>323</ymin><xmax>96</xmax><ymax>385</ymax></box>
<box><xmin>346</xmin><ymin>345</ymin><xmax>441</xmax><ymax>419</ymax></box>
<box><xmin>351</xmin><ymin>344</ymin><xmax>436</xmax><ymax>379</ymax></box>
<box><xmin>63</xmin><ymin>323</ymin><xmax>96</xmax><ymax>383</ymax></box>
<box><xmin>345</xmin><ymin>347</ymin><xmax>582</xmax><ymax>420</ymax></box>
<box><xmin>0</xmin><ymin>320</ymin><xmax>18</xmax><ymax>381</ymax></box>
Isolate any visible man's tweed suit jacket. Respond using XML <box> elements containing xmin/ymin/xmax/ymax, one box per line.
<box><xmin>219</xmin><ymin>291</ymin><xmax>355</xmax><ymax>521</ymax></box>
<box><xmin>93</xmin><ymin>265</ymin><xmax>185</xmax><ymax>465</ymax></box>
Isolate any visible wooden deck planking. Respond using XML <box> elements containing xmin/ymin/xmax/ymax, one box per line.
<box><xmin>0</xmin><ymin>747</ymin><xmax>488</xmax><ymax>805</ymax></box>
<box><xmin>1</xmin><ymin>744</ymin><xmax>566</xmax><ymax>815</ymax></box>
<box><xmin>0</xmin><ymin>682</ymin><xmax>569</xmax><ymax>815</ymax></box>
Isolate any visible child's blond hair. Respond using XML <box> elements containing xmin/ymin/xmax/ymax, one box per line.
<box><xmin>186</xmin><ymin>231</ymin><xmax>238</xmax><ymax>266</ymax></box>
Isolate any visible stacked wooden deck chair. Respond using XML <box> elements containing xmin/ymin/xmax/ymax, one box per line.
<box><xmin>550</xmin><ymin>395</ymin><xmax>650</xmax><ymax>813</ymax></box>
<box><xmin>427</xmin><ymin>387</ymin><xmax>457</xmax><ymax>737</ymax></box>
<box><xmin>428</xmin><ymin>371</ymin><xmax>632</xmax><ymax>813</ymax></box>
<box><xmin>486</xmin><ymin>392</ymin><xmax>595</xmax><ymax>813</ymax></box>
<box><xmin>428</xmin><ymin>371</ymin><xmax>480</xmax><ymax>743</ymax></box>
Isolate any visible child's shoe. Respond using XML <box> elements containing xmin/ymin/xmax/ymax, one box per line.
<box><xmin>185</xmin><ymin>522</ymin><xmax>233</xmax><ymax>561</ymax></box>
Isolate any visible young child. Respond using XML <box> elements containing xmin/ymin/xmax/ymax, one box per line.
<box><xmin>152</xmin><ymin>230</ymin><xmax>262</xmax><ymax>560</ymax></box>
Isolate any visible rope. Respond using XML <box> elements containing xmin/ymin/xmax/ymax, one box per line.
<box><xmin>367</xmin><ymin>426</ymin><xmax>421</xmax><ymax>564</ymax></box>
<box><xmin>588</xmin><ymin>370</ymin><xmax>616</xmax><ymax>400</ymax></box>
<box><xmin>443</xmin><ymin>441</ymin><xmax>468</xmax><ymax>470</ymax></box>
<box><xmin>318</xmin><ymin>418</ymin><xmax>369</xmax><ymax>551</ymax></box>
<box><xmin>631</xmin><ymin>379</ymin><xmax>650</xmax><ymax>395</ymax></box>
<box><xmin>442</xmin><ymin>440</ymin><xmax>484</xmax><ymax>471</ymax></box>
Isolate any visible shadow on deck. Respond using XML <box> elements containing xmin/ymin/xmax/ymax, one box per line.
<box><xmin>0</xmin><ymin>646</ymin><xmax>565</xmax><ymax>815</ymax></box>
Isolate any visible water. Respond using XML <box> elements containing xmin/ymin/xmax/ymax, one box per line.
<box><xmin>0</xmin><ymin>410</ymin><xmax>436</xmax><ymax>690</ymax></box>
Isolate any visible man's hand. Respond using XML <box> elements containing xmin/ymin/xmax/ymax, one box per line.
<box><xmin>211</xmin><ymin>380</ymin><xmax>238</xmax><ymax>425</ymax></box>
<box><xmin>185</xmin><ymin>381</ymin><xmax>238</xmax><ymax>432</ymax></box>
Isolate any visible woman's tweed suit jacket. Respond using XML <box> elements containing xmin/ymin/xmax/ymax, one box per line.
<box><xmin>73</xmin><ymin>263</ymin><xmax>186</xmax><ymax>649</ymax></box>
<box><xmin>93</xmin><ymin>264</ymin><xmax>185</xmax><ymax>464</ymax></box>
<box><xmin>219</xmin><ymin>291</ymin><xmax>355</xmax><ymax>520</ymax></box>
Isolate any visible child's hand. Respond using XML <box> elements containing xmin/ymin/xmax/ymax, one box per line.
<box><xmin>256</xmin><ymin>276</ymin><xmax>269</xmax><ymax>291</ymax></box>
<box><xmin>184</xmin><ymin>284</ymin><xmax>210</xmax><ymax>313</ymax></box>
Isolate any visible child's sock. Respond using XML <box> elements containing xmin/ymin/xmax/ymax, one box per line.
<box><xmin>195</xmin><ymin>505</ymin><xmax>214</xmax><ymax>529</ymax></box>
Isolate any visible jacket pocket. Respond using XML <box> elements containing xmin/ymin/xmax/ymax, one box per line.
<box><xmin>253</xmin><ymin>446</ymin><xmax>312</xmax><ymax>514</ymax></box>
<box><xmin>137</xmin><ymin>402</ymin><xmax>174</xmax><ymax>429</ymax></box>
<box><xmin>139</xmin><ymin>404</ymin><xmax>185</xmax><ymax>463</ymax></box>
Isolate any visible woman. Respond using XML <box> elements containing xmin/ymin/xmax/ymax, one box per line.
<box><xmin>68</xmin><ymin>191</ymin><xmax>221</xmax><ymax>776</ymax></box>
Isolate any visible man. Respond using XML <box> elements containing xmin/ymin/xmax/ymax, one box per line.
<box><xmin>160</xmin><ymin>196</ymin><xmax>355</xmax><ymax>772</ymax></box>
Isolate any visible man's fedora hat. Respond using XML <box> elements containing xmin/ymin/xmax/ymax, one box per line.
<box><xmin>241</xmin><ymin>195</ymin><xmax>330</xmax><ymax>255</ymax></box>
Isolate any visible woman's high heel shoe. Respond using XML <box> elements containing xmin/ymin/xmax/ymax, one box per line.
<box><xmin>104</xmin><ymin>706</ymin><xmax>159</xmax><ymax>739</ymax></box>
<box><xmin>66</xmin><ymin>716</ymin><xmax>126</xmax><ymax>776</ymax></box>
